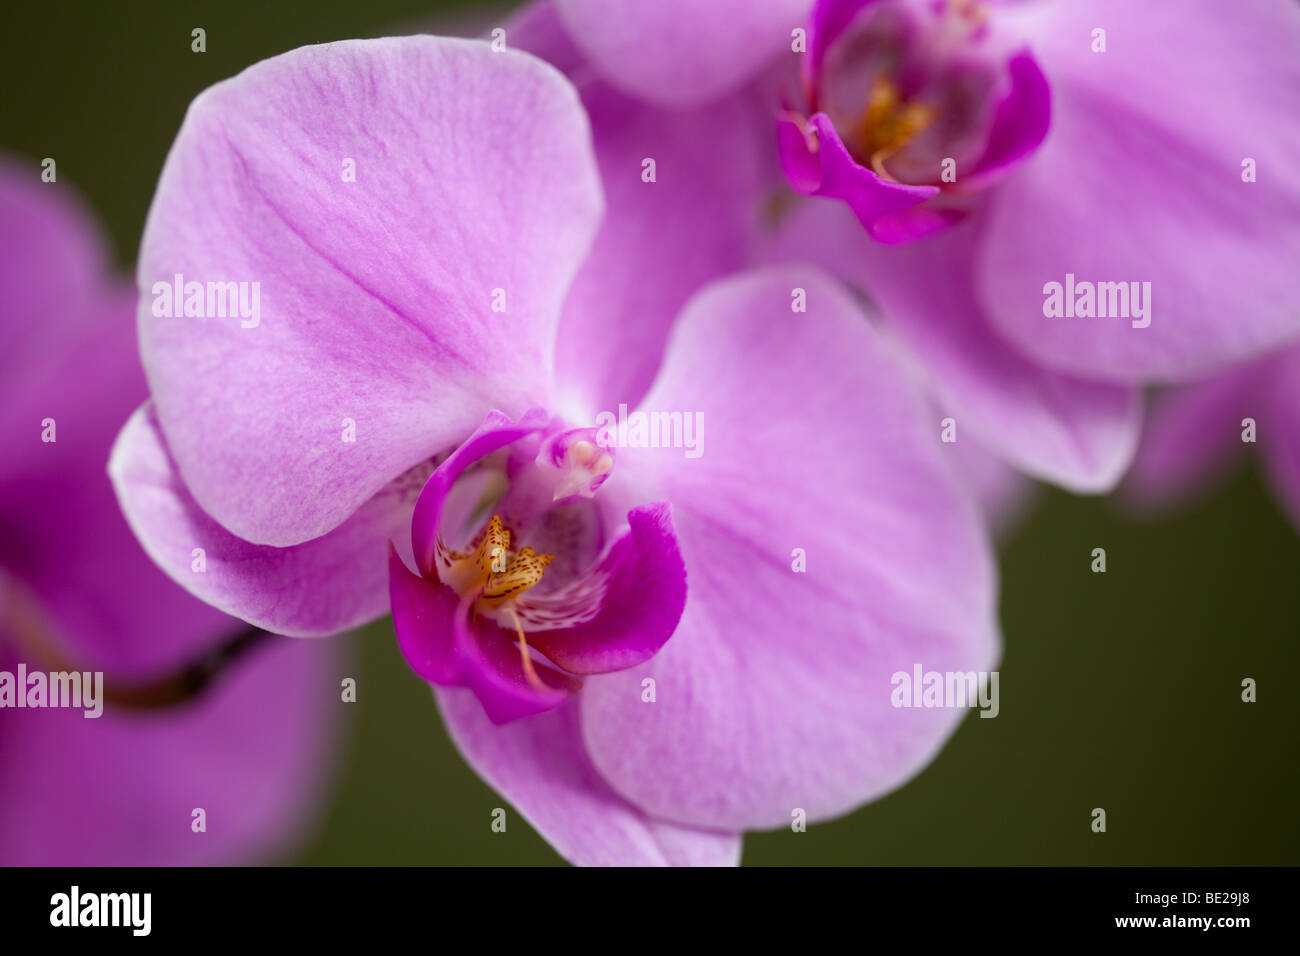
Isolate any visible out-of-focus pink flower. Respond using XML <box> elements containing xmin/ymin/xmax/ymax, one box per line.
<box><xmin>775</xmin><ymin>0</ymin><xmax>1049</xmax><ymax>244</ymax></box>
<box><xmin>1126</xmin><ymin>348</ymin><xmax>1300</xmax><ymax>531</ymax></box>
<box><xmin>545</xmin><ymin>0</ymin><xmax>1300</xmax><ymax>494</ymax></box>
<box><xmin>109</xmin><ymin>37</ymin><xmax>1000</xmax><ymax>865</ymax></box>
<box><xmin>504</xmin><ymin>0</ymin><xmax>1037</xmax><ymax>535</ymax></box>
<box><xmin>0</xmin><ymin>158</ymin><xmax>341</xmax><ymax>865</ymax></box>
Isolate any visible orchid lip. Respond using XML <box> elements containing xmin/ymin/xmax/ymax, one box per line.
<box><xmin>780</xmin><ymin>0</ymin><xmax>1051</xmax><ymax>241</ymax></box>
<box><xmin>390</xmin><ymin>409</ymin><xmax>687</xmax><ymax>724</ymax></box>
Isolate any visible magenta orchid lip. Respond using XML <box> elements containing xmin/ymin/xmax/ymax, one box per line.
<box><xmin>777</xmin><ymin>1</ymin><xmax>1050</xmax><ymax>244</ymax></box>
<box><xmin>390</xmin><ymin>407</ymin><xmax>686</xmax><ymax>724</ymax></box>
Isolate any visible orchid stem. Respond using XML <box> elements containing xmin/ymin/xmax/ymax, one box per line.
<box><xmin>101</xmin><ymin>626</ymin><xmax>276</xmax><ymax>710</ymax></box>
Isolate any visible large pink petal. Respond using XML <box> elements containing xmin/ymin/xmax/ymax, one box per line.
<box><xmin>554</xmin><ymin>0</ymin><xmax>811</xmax><ymax>108</ymax></box>
<box><xmin>579</xmin><ymin>268</ymin><xmax>1000</xmax><ymax>830</ymax></box>
<box><xmin>769</xmin><ymin>201</ymin><xmax>1142</xmax><ymax>491</ymax></box>
<box><xmin>137</xmin><ymin>37</ymin><xmax>602</xmax><ymax>548</ymax></box>
<box><xmin>438</xmin><ymin>690</ymin><xmax>740</xmax><ymax>866</ymax></box>
<box><xmin>977</xmin><ymin>0</ymin><xmax>1300</xmax><ymax>383</ymax></box>
<box><xmin>110</xmin><ymin>404</ymin><xmax>419</xmax><ymax>638</ymax></box>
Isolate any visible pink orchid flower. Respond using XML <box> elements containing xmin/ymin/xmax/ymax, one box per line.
<box><xmin>1127</xmin><ymin>347</ymin><xmax>1300</xmax><ymax>533</ymax></box>
<box><xmin>540</xmin><ymin>0</ymin><xmax>1300</xmax><ymax>493</ymax></box>
<box><xmin>109</xmin><ymin>36</ymin><xmax>999</xmax><ymax>865</ymax></box>
<box><xmin>496</xmin><ymin>0</ymin><xmax>1032</xmax><ymax>531</ymax></box>
<box><xmin>0</xmin><ymin>158</ymin><xmax>340</xmax><ymax>865</ymax></box>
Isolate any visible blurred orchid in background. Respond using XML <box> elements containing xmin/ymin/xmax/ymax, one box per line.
<box><xmin>500</xmin><ymin>0</ymin><xmax>1033</xmax><ymax>533</ymax></box>
<box><xmin>540</xmin><ymin>0</ymin><xmax>1300</xmax><ymax>493</ymax></box>
<box><xmin>0</xmin><ymin>159</ymin><xmax>342</xmax><ymax>865</ymax></box>
<box><xmin>1127</xmin><ymin>348</ymin><xmax>1300</xmax><ymax>534</ymax></box>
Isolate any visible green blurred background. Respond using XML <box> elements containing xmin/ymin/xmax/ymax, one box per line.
<box><xmin>5</xmin><ymin>0</ymin><xmax>1296</xmax><ymax>866</ymax></box>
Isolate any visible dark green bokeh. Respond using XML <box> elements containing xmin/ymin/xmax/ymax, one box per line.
<box><xmin>6</xmin><ymin>0</ymin><xmax>1295</xmax><ymax>866</ymax></box>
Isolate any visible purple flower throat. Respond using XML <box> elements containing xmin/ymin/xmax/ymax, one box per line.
<box><xmin>780</xmin><ymin>0</ymin><xmax>1050</xmax><ymax>242</ymax></box>
<box><xmin>390</xmin><ymin>409</ymin><xmax>686</xmax><ymax>726</ymax></box>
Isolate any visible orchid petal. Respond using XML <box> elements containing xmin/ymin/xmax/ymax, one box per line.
<box><xmin>137</xmin><ymin>37</ymin><xmax>602</xmax><ymax>547</ymax></box>
<box><xmin>110</xmin><ymin>404</ymin><xmax>418</xmax><ymax>637</ymax></box>
<box><xmin>978</xmin><ymin>0</ymin><xmax>1300</xmax><ymax>383</ymax></box>
<box><xmin>579</xmin><ymin>267</ymin><xmax>999</xmax><ymax>830</ymax></box>
<box><xmin>438</xmin><ymin>691</ymin><xmax>740</xmax><ymax>866</ymax></box>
